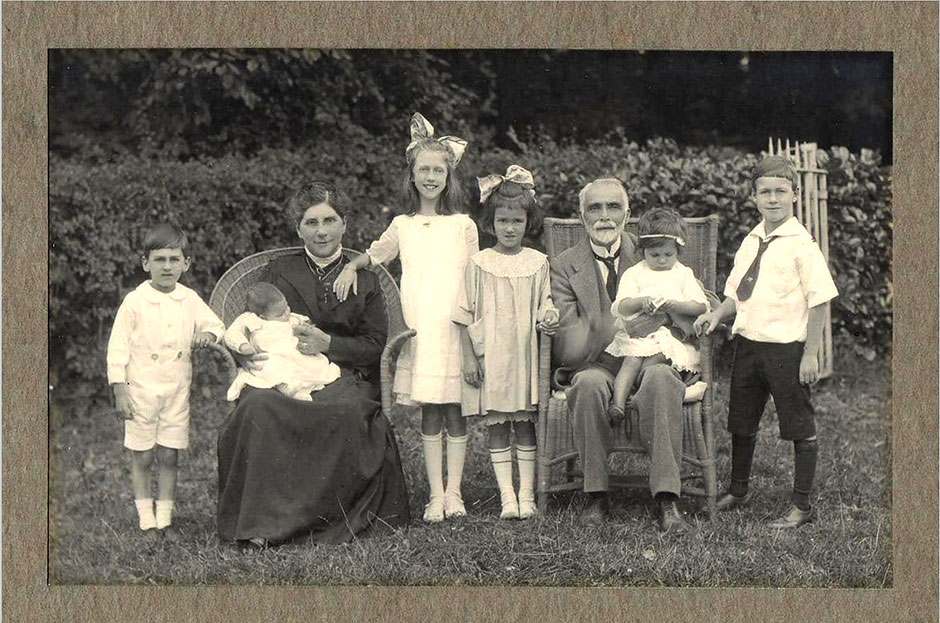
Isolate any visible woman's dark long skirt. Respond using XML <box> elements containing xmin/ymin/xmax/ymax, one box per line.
<box><xmin>217</xmin><ymin>376</ymin><xmax>410</xmax><ymax>544</ymax></box>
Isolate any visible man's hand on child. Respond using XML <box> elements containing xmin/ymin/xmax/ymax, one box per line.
<box><xmin>537</xmin><ymin>309</ymin><xmax>560</xmax><ymax>335</ymax></box>
<box><xmin>113</xmin><ymin>384</ymin><xmax>136</xmax><ymax>420</ymax></box>
<box><xmin>333</xmin><ymin>266</ymin><xmax>358</xmax><ymax>303</ymax></box>
<box><xmin>192</xmin><ymin>332</ymin><xmax>217</xmax><ymax>347</ymax></box>
<box><xmin>799</xmin><ymin>353</ymin><xmax>820</xmax><ymax>385</ymax></box>
<box><xmin>462</xmin><ymin>355</ymin><xmax>484</xmax><ymax>388</ymax></box>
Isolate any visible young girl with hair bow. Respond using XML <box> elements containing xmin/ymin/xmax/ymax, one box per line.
<box><xmin>605</xmin><ymin>207</ymin><xmax>709</xmax><ymax>429</ymax></box>
<box><xmin>333</xmin><ymin>113</ymin><xmax>479</xmax><ymax>523</ymax></box>
<box><xmin>453</xmin><ymin>165</ymin><xmax>558</xmax><ymax>519</ymax></box>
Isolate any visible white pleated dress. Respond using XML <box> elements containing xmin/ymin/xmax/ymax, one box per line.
<box><xmin>367</xmin><ymin>213</ymin><xmax>479</xmax><ymax>405</ymax></box>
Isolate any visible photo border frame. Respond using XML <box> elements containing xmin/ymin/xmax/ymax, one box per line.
<box><xmin>5</xmin><ymin>2</ymin><xmax>937</xmax><ymax>621</ymax></box>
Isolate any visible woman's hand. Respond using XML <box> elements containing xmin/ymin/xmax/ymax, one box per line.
<box><xmin>333</xmin><ymin>265</ymin><xmax>359</xmax><ymax>303</ymax></box>
<box><xmin>233</xmin><ymin>349</ymin><xmax>268</xmax><ymax>371</ymax></box>
<box><xmin>462</xmin><ymin>354</ymin><xmax>484</xmax><ymax>388</ymax></box>
<box><xmin>537</xmin><ymin>309</ymin><xmax>560</xmax><ymax>335</ymax></box>
<box><xmin>294</xmin><ymin>322</ymin><xmax>331</xmax><ymax>355</ymax></box>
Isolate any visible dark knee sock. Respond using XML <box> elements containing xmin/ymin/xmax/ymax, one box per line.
<box><xmin>792</xmin><ymin>438</ymin><xmax>818</xmax><ymax>510</ymax></box>
<box><xmin>729</xmin><ymin>434</ymin><xmax>757</xmax><ymax>497</ymax></box>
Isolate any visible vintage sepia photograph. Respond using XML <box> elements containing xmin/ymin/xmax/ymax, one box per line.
<box><xmin>49</xmin><ymin>48</ymin><xmax>893</xmax><ymax>587</ymax></box>
<box><xmin>3</xmin><ymin>2</ymin><xmax>935</xmax><ymax>622</ymax></box>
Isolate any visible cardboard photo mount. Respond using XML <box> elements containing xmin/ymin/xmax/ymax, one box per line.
<box><xmin>4</xmin><ymin>2</ymin><xmax>937</xmax><ymax>622</ymax></box>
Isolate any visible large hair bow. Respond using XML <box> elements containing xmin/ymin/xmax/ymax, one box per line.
<box><xmin>406</xmin><ymin>112</ymin><xmax>468</xmax><ymax>166</ymax></box>
<box><xmin>477</xmin><ymin>165</ymin><xmax>536</xmax><ymax>204</ymax></box>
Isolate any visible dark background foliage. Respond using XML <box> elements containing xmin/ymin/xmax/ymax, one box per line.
<box><xmin>48</xmin><ymin>49</ymin><xmax>892</xmax><ymax>403</ymax></box>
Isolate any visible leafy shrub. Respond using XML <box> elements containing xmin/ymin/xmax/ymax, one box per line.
<box><xmin>50</xmin><ymin>138</ymin><xmax>891</xmax><ymax>402</ymax></box>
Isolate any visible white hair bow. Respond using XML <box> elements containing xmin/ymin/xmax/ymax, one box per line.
<box><xmin>477</xmin><ymin>165</ymin><xmax>536</xmax><ymax>204</ymax></box>
<box><xmin>406</xmin><ymin>112</ymin><xmax>468</xmax><ymax>166</ymax></box>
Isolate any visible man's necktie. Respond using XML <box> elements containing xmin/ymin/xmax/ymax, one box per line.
<box><xmin>593</xmin><ymin>253</ymin><xmax>618</xmax><ymax>302</ymax></box>
<box><xmin>735</xmin><ymin>236</ymin><xmax>776</xmax><ymax>302</ymax></box>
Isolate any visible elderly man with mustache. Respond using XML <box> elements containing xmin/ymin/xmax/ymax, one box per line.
<box><xmin>550</xmin><ymin>178</ymin><xmax>692</xmax><ymax>533</ymax></box>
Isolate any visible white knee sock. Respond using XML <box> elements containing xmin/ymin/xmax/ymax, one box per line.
<box><xmin>445</xmin><ymin>434</ymin><xmax>468</xmax><ymax>498</ymax></box>
<box><xmin>489</xmin><ymin>447</ymin><xmax>515</xmax><ymax>499</ymax></box>
<box><xmin>516</xmin><ymin>445</ymin><xmax>537</xmax><ymax>501</ymax></box>
<box><xmin>421</xmin><ymin>432</ymin><xmax>445</xmax><ymax>500</ymax></box>
<box><xmin>135</xmin><ymin>498</ymin><xmax>156</xmax><ymax>531</ymax></box>
<box><xmin>155</xmin><ymin>499</ymin><xmax>174</xmax><ymax>529</ymax></box>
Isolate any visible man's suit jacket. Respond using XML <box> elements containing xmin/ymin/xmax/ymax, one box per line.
<box><xmin>549</xmin><ymin>232</ymin><xmax>640</xmax><ymax>386</ymax></box>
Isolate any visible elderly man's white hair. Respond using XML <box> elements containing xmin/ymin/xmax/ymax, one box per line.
<box><xmin>578</xmin><ymin>178</ymin><xmax>630</xmax><ymax>215</ymax></box>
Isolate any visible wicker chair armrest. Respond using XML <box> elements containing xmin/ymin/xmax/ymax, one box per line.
<box><xmin>380</xmin><ymin>329</ymin><xmax>416</xmax><ymax>420</ymax></box>
<box><xmin>197</xmin><ymin>341</ymin><xmax>238</xmax><ymax>384</ymax></box>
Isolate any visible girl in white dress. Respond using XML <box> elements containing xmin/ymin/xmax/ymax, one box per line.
<box><xmin>225</xmin><ymin>283</ymin><xmax>341</xmax><ymax>402</ymax></box>
<box><xmin>455</xmin><ymin>166</ymin><xmax>558</xmax><ymax>520</ymax></box>
<box><xmin>606</xmin><ymin>208</ymin><xmax>709</xmax><ymax>426</ymax></box>
<box><xmin>333</xmin><ymin>113</ymin><xmax>479</xmax><ymax>522</ymax></box>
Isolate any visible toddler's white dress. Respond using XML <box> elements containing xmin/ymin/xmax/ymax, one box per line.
<box><xmin>606</xmin><ymin>261</ymin><xmax>707</xmax><ymax>373</ymax></box>
<box><xmin>225</xmin><ymin>312</ymin><xmax>341</xmax><ymax>402</ymax></box>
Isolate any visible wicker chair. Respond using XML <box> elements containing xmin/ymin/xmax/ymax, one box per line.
<box><xmin>537</xmin><ymin>216</ymin><xmax>720</xmax><ymax>519</ymax></box>
<box><xmin>206</xmin><ymin>247</ymin><xmax>414</xmax><ymax>418</ymax></box>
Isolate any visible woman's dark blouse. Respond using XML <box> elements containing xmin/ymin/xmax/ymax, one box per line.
<box><xmin>263</xmin><ymin>252</ymin><xmax>387</xmax><ymax>382</ymax></box>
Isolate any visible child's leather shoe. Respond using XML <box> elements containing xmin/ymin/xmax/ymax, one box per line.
<box><xmin>715</xmin><ymin>491</ymin><xmax>750</xmax><ymax>511</ymax></box>
<box><xmin>768</xmin><ymin>504</ymin><xmax>814</xmax><ymax>529</ymax></box>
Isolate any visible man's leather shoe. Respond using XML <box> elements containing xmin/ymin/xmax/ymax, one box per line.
<box><xmin>715</xmin><ymin>491</ymin><xmax>750</xmax><ymax>511</ymax></box>
<box><xmin>768</xmin><ymin>504</ymin><xmax>814</xmax><ymax>529</ymax></box>
<box><xmin>580</xmin><ymin>494</ymin><xmax>608</xmax><ymax>526</ymax></box>
<box><xmin>658</xmin><ymin>501</ymin><xmax>693</xmax><ymax>534</ymax></box>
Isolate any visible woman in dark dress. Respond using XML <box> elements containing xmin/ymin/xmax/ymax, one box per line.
<box><xmin>217</xmin><ymin>182</ymin><xmax>410</xmax><ymax>546</ymax></box>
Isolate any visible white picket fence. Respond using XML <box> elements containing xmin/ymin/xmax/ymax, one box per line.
<box><xmin>766</xmin><ymin>138</ymin><xmax>833</xmax><ymax>379</ymax></box>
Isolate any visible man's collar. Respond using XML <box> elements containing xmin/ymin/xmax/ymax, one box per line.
<box><xmin>589</xmin><ymin>238</ymin><xmax>621</xmax><ymax>259</ymax></box>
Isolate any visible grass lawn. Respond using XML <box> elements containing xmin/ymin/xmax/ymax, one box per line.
<box><xmin>49</xmin><ymin>349</ymin><xmax>890</xmax><ymax>587</ymax></box>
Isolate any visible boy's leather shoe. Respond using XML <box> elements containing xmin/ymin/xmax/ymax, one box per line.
<box><xmin>579</xmin><ymin>493</ymin><xmax>609</xmax><ymax>526</ymax></box>
<box><xmin>658</xmin><ymin>501</ymin><xmax>693</xmax><ymax>534</ymax></box>
<box><xmin>158</xmin><ymin>525</ymin><xmax>182</xmax><ymax>543</ymax></box>
<box><xmin>768</xmin><ymin>505</ymin><xmax>814</xmax><ymax>529</ymax></box>
<box><xmin>716</xmin><ymin>491</ymin><xmax>750</xmax><ymax>511</ymax></box>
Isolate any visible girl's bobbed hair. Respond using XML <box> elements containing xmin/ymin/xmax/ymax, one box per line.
<box><xmin>288</xmin><ymin>181</ymin><xmax>352</xmax><ymax>225</ymax></box>
<box><xmin>400</xmin><ymin>140</ymin><xmax>466</xmax><ymax>216</ymax></box>
<box><xmin>478</xmin><ymin>181</ymin><xmax>542</xmax><ymax>238</ymax></box>
<box><xmin>245</xmin><ymin>282</ymin><xmax>286</xmax><ymax>316</ymax></box>
<box><xmin>636</xmin><ymin>208</ymin><xmax>689</xmax><ymax>253</ymax></box>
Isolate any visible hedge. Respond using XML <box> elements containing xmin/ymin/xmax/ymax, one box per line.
<box><xmin>50</xmin><ymin>137</ymin><xmax>891</xmax><ymax>400</ymax></box>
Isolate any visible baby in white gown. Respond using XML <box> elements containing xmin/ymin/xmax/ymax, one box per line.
<box><xmin>225</xmin><ymin>283</ymin><xmax>341</xmax><ymax>402</ymax></box>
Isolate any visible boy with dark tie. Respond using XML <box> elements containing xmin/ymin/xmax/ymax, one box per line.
<box><xmin>694</xmin><ymin>155</ymin><xmax>838</xmax><ymax>528</ymax></box>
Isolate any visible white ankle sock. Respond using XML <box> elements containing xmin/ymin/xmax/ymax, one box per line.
<box><xmin>445</xmin><ymin>434</ymin><xmax>468</xmax><ymax>499</ymax></box>
<box><xmin>516</xmin><ymin>444</ymin><xmax>537</xmax><ymax>500</ymax></box>
<box><xmin>135</xmin><ymin>498</ymin><xmax>156</xmax><ymax>530</ymax></box>
<box><xmin>489</xmin><ymin>447</ymin><xmax>515</xmax><ymax>499</ymax></box>
<box><xmin>421</xmin><ymin>432</ymin><xmax>445</xmax><ymax>500</ymax></box>
<box><xmin>155</xmin><ymin>499</ymin><xmax>174</xmax><ymax>529</ymax></box>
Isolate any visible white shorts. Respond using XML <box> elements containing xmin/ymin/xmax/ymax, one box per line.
<box><xmin>124</xmin><ymin>370</ymin><xmax>191</xmax><ymax>451</ymax></box>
